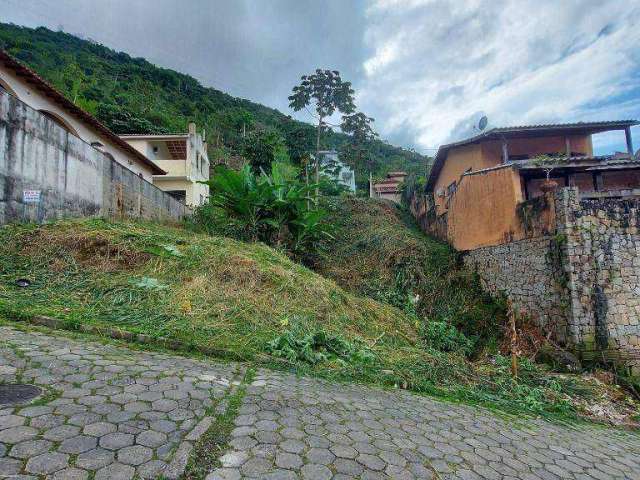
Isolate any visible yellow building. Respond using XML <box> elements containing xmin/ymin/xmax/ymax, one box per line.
<box><xmin>425</xmin><ymin>121</ymin><xmax>639</xmax><ymax>250</ymax></box>
<box><xmin>121</xmin><ymin>123</ymin><xmax>209</xmax><ymax>206</ymax></box>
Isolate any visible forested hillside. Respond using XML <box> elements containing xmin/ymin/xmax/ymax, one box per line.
<box><xmin>0</xmin><ymin>23</ymin><xmax>427</xmax><ymax>183</ymax></box>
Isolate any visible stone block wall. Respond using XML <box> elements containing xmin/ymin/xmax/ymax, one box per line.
<box><xmin>462</xmin><ymin>187</ymin><xmax>640</xmax><ymax>370</ymax></box>
<box><xmin>463</xmin><ymin>236</ymin><xmax>570</xmax><ymax>344</ymax></box>
<box><xmin>0</xmin><ymin>90</ymin><xmax>189</xmax><ymax>225</ymax></box>
<box><xmin>557</xmin><ymin>188</ymin><xmax>640</xmax><ymax>365</ymax></box>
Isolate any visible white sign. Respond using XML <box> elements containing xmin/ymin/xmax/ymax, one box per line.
<box><xmin>23</xmin><ymin>190</ymin><xmax>41</xmax><ymax>203</ymax></box>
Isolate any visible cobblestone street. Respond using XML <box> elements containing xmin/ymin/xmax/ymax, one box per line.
<box><xmin>2</xmin><ymin>326</ymin><xmax>640</xmax><ymax>479</ymax></box>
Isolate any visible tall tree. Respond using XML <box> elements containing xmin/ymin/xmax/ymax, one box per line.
<box><xmin>288</xmin><ymin>69</ymin><xmax>355</xmax><ymax>201</ymax></box>
<box><xmin>341</xmin><ymin>112</ymin><xmax>379</xmax><ymax>194</ymax></box>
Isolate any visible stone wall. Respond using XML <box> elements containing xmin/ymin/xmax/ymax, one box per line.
<box><xmin>463</xmin><ymin>236</ymin><xmax>570</xmax><ymax>344</ymax></box>
<box><xmin>0</xmin><ymin>90</ymin><xmax>189</xmax><ymax>224</ymax></box>
<box><xmin>462</xmin><ymin>187</ymin><xmax>640</xmax><ymax>370</ymax></box>
<box><xmin>557</xmin><ymin>188</ymin><xmax>640</xmax><ymax>365</ymax></box>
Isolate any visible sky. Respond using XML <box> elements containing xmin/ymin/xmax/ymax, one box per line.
<box><xmin>2</xmin><ymin>0</ymin><xmax>640</xmax><ymax>155</ymax></box>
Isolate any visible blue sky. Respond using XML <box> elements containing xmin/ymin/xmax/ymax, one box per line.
<box><xmin>2</xmin><ymin>0</ymin><xmax>639</xmax><ymax>155</ymax></box>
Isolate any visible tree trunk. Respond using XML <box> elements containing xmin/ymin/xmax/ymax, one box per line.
<box><xmin>315</xmin><ymin>117</ymin><xmax>323</xmax><ymax>206</ymax></box>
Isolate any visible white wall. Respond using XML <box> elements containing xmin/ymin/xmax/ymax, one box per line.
<box><xmin>0</xmin><ymin>62</ymin><xmax>155</xmax><ymax>182</ymax></box>
<box><xmin>122</xmin><ymin>127</ymin><xmax>209</xmax><ymax>206</ymax></box>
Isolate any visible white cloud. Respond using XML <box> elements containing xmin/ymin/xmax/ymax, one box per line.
<box><xmin>359</xmin><ymin>0</ymin><xmax>640</xmax><ymax>153</ymax></box>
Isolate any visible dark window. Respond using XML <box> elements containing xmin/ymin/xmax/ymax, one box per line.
<box><xmin>167</xmin><ymin>190</ymin><xmax>187</xmax><ymax>203</ymax></box>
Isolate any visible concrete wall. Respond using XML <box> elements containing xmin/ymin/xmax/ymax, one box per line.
<box><xmin>0</xmin><ymin>62</ymin><xmax>155</xmax><ymax>182</ymax></box>
<box><xmin>0</xmin><ymin>90</ymin><xmax>189</xmax><ymax>224</ymax></box>
<box><xmin>433</xmin><ymin>143</ymin><xmax>498</xmax><ymax>215</ymax></box>
<box><xmin>447</xmin><ymin>166</ymin><xmax>526</xmax><ymax>250</ymax></box>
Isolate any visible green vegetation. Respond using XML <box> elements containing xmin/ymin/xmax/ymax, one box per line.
<box><xmin>183</xmin><ymin>368</ymin><xmax>254</xmax><ymax>480</ymax></box>
<box><xmin>191</xmin><ymin>163</ymin><xmax>330</xmax><ymax>263</ymax></box>
<box><xmin>0</xmin><ymin>218</ymin><xmax>412</xmax><ymax>361</ymax></box>
<box><xmin>1</xmin><ymin>217</ymin><xmax>637</xmax><ymax>422</ymax></box>
<box><xmin>316</xmin><ymin>197</ymin><xmax>504</xmax><ymax>351</ymax></box>
<box><xmin>0</xmin><ymin>23</ymin><xmax>426</xmax><ymax>181</ymax></box>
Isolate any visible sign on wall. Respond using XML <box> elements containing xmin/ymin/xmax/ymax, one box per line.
<box><xmin>23</xmin><ymin>190</ymin><xmax>41</xmax><ymax>203</ymax></box>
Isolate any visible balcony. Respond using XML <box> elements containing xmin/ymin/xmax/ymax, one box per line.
<box><xmin>153</xmin><ymin>159</ymin><xmax>187</xmax><ymax>177</ymax></box>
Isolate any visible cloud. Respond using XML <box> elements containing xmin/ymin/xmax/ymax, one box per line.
<box><xmin>0</xmin><ymin>0</ymin><xmax>369</xmax><ymax>123</ymax></box>
<box><xmin>2</xmin><ymin>0</ymin><xmax>640</xmax><ymax>155</ymax></box>
<box><xmin>359</xmin><ymin>0</ymin><xmax>640</xmax><ymax>153</ymax></box>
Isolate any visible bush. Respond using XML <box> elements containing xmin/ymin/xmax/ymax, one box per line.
<box><xmin>266</xmin><ymin>325</ymin><xmax>376</xmax><ymax>366</ymax></box>
<box><xmin>422</xmin><ymin>320</ymin><xmax>475</xmax><ymax>355</ymax></box>
<box><xmin>191</xmin><ymin>163</ymin><xmax>331</xmax><ymax>262</ymax></box>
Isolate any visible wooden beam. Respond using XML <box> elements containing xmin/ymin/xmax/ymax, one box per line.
<box><xmin>625</xmin><ymin>126</ymin><xmax>634</xmax><ymax>156</ymax></box>
<box><xmin>502</xmin><ymin>139</ymin><xmax>509</xmax><ymax>163</ymax></box>
<box><xmin>565</xmin><ymin>137</ymin><xmax>571</xmax><ymax>156</ymax></box>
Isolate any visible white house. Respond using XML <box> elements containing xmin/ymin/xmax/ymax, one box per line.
<box><xmin>318</xmin><ymin>150</ymin><xmax>356</xmax><ymax>192</ymax></box>
<box><xmin>0</xmin><ymin>50</ymin><xmax>163</xmax><ymax>180</ymax></box>
<box><xmin>120</xmin><ymin>123</ymin><xmax>209</xmax><ymax>206</ymax></box>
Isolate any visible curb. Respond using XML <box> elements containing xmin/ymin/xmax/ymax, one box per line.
<box><xmin>8</xmin><ymin>313</ymin><xmax>241</xmax><ymax>360</ymax></box>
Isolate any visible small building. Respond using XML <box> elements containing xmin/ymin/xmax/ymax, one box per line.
<box><xmin>318</xmin><ymin>150</ymin><xmax>356</xmax><ymax>192</ymax></box>
<box><xmin>121</xmin><ymin>124</ymin><xmax>209</xmax><ymax>206</ymax></box>
<box><xmin>0</xmin><ymin>50</ymin><xmax>163</xmax><ymax>181</ymax></box>
<box><xmin>425</xmin><ymin>121</ymin><xmax>639</xmax><ymax>250</ymax></box>
<box><xmin>371</xmin><ymin>171</ymin><xmax>407</xmax><ymax>203</ymax></box>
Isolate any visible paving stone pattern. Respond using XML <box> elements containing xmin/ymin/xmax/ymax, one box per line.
<box><xmin>0</xmin><ymin>327</ymin><xmax>241</xmax><ymax>479</ymax></box>
<box><xmin>208</xmin><ymin>371</ymin><xmax>640</xmax><ymax>480</ymax></box>
<box><xmin>2</xmin><ymin>328</ymin><xmax>640</xmax><ymax>479</ymax></box>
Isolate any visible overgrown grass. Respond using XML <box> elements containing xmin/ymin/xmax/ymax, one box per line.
<box><xmin>316</xmin><ymin>197</ymin><xmax>506</xmax><ymax>352</ymax></box>
<box><xmin>0</xmin><ymin>218</ymin><xmax>414</xmax><ymax>361</ymax></box>
<box><xmin>0</xmin><ymin>217</ymin><xmax>637</xmax><ymax>423</ymax></box>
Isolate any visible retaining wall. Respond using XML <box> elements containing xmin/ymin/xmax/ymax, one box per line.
<box><xmin>0</xmin><ymin>91</ymin><xmax>189</xmax><ymax>224</ymax></box>
<box><xmin>558</xmin><ymin>189</ymin><xmax>640</xmax><ymax>364</ymax></box>
<box><xmin>462</xmin><ymin>188</ymin><xmax>640</xmax><ymax>370</ymax></box>
<box><xmin>463</xmin><ymin>236</ymin><xmax>570</xmax><ymax>344</ymax></box>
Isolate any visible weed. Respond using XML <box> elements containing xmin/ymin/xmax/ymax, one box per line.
<box><xmin>266</xmin><ymin>325</ymin><xmax>375</xmax><ymax>366</ymax></box>
<box><xmin>182</xmin><ymin>368</ymin><xmax>254</xmax><ymax>480</ymax></box>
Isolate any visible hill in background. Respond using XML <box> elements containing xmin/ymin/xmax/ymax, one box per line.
<box><xmin>0</xmin><ymin>23</ymin><xmax>428</xmax><ymax>186</ymax></box>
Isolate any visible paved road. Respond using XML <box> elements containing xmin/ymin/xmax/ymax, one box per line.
<box><xmin>1</xmin><ymin>326</ymin><xmax>639</xmax><ymax>480</ymax></box>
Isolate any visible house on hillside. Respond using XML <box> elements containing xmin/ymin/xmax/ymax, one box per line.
<box><xmin>317</xmin><ymin>150</ymin><xmax>356</xmax><ymax>192</ymax></box>
<box><xmin>121</xmin><ymin>125</ymin><xmax>210</xmax><ymax>206</ymax></box>
<box><xmin>371</xmin><ymin>171</ymin><xmax>407</xmax><ymax>203</ymax></box>
<box><xmin>425</xmin><ymin>121</ymin><xmax>639</xmax><ymax>250</ymax></box>
<box><xmin>0</xmin><ymin>49</ymin><xmax>188</xmax><ymax>224</ymax></box>
<box><xmin>0</xmin><ymin>50</ymin><xmax>163</xmax><ymax>181</ymax></box>
<box><xmin>410</xmin><ymin>121</ymin><xmax>640</xmax><ymax>373</ymax></box>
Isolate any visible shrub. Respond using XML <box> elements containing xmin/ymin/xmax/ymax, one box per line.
<box><xmin>191</xmin><ymin>163</ymin><xmax>331</xmax><ymax>262</ymax></box>
<box><xmin>422</xmin><ymin>320</ymin><xmax>475</xmax><ymax>355</ymax></box>
<box><xmin>266</xmin><ymin>325</ymin><xmax>376</xmax><ymax>366</ymax></box>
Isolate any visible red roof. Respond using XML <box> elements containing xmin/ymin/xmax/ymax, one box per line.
<box><xmin>0</xmin><ymin>49</ymin><xmax>165</xmax><ymax>175</ymax></box>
